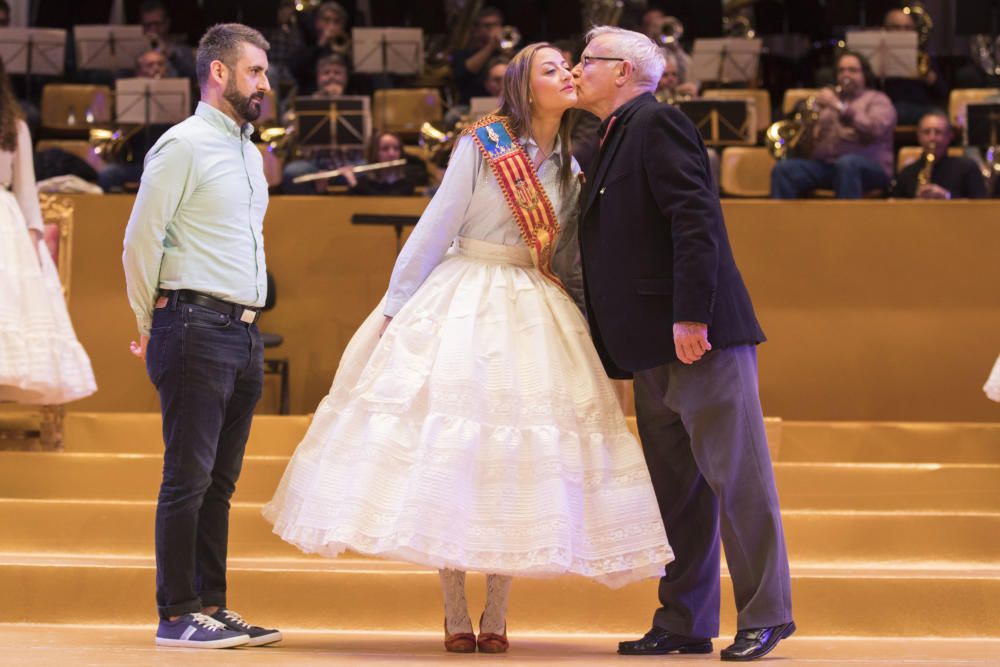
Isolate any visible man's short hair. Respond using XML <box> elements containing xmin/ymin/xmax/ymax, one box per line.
<box><xmin>918</xmin><ymin>108</ymin><xmax>951</xmax><ymax>130</ymax></box>
<box><xmin>196</xmin><ymin>23</ymin><xmax>270</xmax><ymax>88</ymax></box>
<box><xmin>317</xmin><ymin>1</ymin><xmax>348</xmax><ymax>22</ymax></box>
<box><xmin>316</xmin><ymin>53</ymin><xmax>349</xmax><ymax>72</ymax></box>
<box><xmin>478</xmin><ymin>6</ymin><xmax>503</xmax><ymax>24</ymax></box>
<box><xmin>139</xmin><ymin>0</ymin><xmax>167</xmax><ymax>16</ymax></box>
<box><xmin>837</xmin><ymin>49</ymin><xmax>876</xmax><ymax>89</ymax></box>
<box><xmin>585</xmin><ymin>26</ymin><xmax>665</xmax><ymax>92</ymax></box>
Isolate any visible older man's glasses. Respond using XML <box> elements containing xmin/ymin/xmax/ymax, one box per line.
<box><xmin>581</xmin><ymin>55</ymin><xmax>625</xmax><ymax>67</ymax></box>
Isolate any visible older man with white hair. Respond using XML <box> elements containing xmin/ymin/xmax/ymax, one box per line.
<box><xmin>572</xmin><ymin>26</ymin><xmax>794</xmax><ymax>661</ymax></box>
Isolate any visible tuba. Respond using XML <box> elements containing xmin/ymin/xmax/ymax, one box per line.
<box><xmin>723</xmin><ymin>0</ymin><xmax>757</xmax><ymax>39</ymax></box>
<box><xmin>425</xmin><ymin>0</ymin><xmax>484</xmax><ymax>79</ymax></box>
<box><xmin>903</xmin><ymin>2</ymin><xmax>933</xmax><ymax>78</ymax></box>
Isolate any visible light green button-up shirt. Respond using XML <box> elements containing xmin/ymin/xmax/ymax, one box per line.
<box><xmin>123</xmin><ymin>101</ymin><xmax>269</xmax><ymax>336</ymax></box>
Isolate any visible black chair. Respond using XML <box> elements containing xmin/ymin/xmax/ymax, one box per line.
<box><xmin>261</xmin><ymin>271</ymin><xmax>290</xmax><ymax>414</ymax></box>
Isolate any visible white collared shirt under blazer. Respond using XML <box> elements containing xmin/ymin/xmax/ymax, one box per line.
<box><xmin>263</xmin><ymin>129</ymin><xmax>672</xmax><ymax>586</ymax></box>
<box><xmin>123</xmin><ymin>101</ymin><xmax>268</xmax><ymax>336</ymax></box>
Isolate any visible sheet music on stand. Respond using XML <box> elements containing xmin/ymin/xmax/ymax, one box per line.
<box><xmin>75</xmin><ymin>25</ymin><xmax>149</xmax><ymax>71</ymax></box>
<box><xmin>690</xmin><ymin>38</ymin><xmax>762</xmax><ymax>84</ymax></box>
<box><xmin>0</xmin><ymin>27</ymin><xmax>67</xmax><ymax>76</ymax></box>
<box><xmin>965</xmin><ymin>103</ymin><xmax>1000</xmax><ymax>147</ymax></box>
<box><xmin>352</xmin><ymin>28</ymin><xmax>423</xmax><ymax>75</ymax></box>
<box><xmin>845</xmin><ymin>30</ymin><xmax>918</xmax><ymax>79</ymax></box>
<box><xmin>294</xmin><ymin>95</ymin><xmax>371</xmax><ymax>150</ymax></box>
<box><xmin>677</xmin><ymin>99</ymin><xmax>755</xmax><ymax>146</ymax></box>
<box><xmin>115</xmin><ymin>78</ymin><xmax>190</xmax><ymax>124</ymax></box>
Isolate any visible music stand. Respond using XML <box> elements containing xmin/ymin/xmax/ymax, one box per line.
<box><xmin>74</xmin><ymin>25</ymin><xmax>149</xmax><ymax>71</ymax></box>
<box><xmin>468</xmin><ymin>96</ymin><xmax>498</xmax><ymax>120</ymax></box>
<box><xmin>677</xmin><ymin>99</ymin><xmax>755</xmax><ymax>146</ymax></box>
<box><xmin>116</xmin><ymin>78</ymin><xmax>190</xmax><ymax>153</ymax></box>
<box><xmin>0</xmin><ymin>28</ymin><xmax>67</xmax><ymax>99</ymax></box>
<box><xmin>352</xmin><ymin>28</ymin><xmax>423</xmax><ymax>75</ymax></box>
<box><xmin>966</xmin><ymin>103</ymin><xmax>1000</xmax><ymax>147</ymax></box>
<box><xmin>846</xmin><ymin>30</ymin><xmax>918</xmax><ymax>80</ymax></box>
<box><xmin>691</xmin><ymin>37</ymin><xmax>762</xmax><ymax>85</ymax></box>
<box><xmin>295</xmin><ymin>95</ymin><xmax>371</xmax><ymax>151</ymax></box>
<box><xmin>351</xmin><ymin>213</ymin><xmax>418</xmax><ymax>255</ymax></box>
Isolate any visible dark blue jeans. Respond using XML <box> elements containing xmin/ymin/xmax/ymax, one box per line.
<box><xmin>770</xmin><ymin>154</ymin><xmax>889</xmax><ymax>199</ymax></box>
<box><xmin>146</xmin><ymin>299</ymin><xmax>264</xmax><ymax>618</ymax></box>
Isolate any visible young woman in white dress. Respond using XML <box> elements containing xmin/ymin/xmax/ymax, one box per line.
<box><xmin>264</xmin><ymin>43</ymin><xmax>671</xmax><ymax>653</ymax></box>
<box><xmin>0</xmin><ymin>59</ymin><xmax>96</xmax><ymax>405</ymax></box>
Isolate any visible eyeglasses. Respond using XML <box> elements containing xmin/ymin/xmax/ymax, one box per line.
<box><xmin>581</xmin><ymin>55</ymin><xmax>625</xmax><ymax>68</ymax></box>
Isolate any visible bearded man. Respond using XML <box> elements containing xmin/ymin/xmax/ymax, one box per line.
<box><xmin>123</xmin><ymin>23</ymin><xmax>281</xmax><ymax>649</ymax></box>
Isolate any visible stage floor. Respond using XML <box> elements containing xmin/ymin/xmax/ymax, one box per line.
<box><xmin>4</xmin><ymin>626</ymin><xmax>1000</xmax><ymax>667</ymax></box>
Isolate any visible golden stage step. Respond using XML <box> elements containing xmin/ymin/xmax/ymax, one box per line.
<box><xmin>3</xmin><ymin>451</ymin><xmax>998</xmax><ymax>512</ymax></box>
<box><xmin>60</xmin><ymin>413</ymin><xmax>1000</xmax><ymax>464</ymax></box>
<box><xmin>62</xmin><ymin>412</ymin><xmax>311</xmax><ymax>456</ymax></box>
<box><xmin>3</xmin><ymin>499</ymin><xmax>999</xmax><ymax>564</ymax></box>
<box><xmin>779</xmin><ymin>421</ymin><xmax>1000</xmax><ymax>464</ymax></box>
<box><xmin>1</xmin><ymin>553</ymin><xmax>997</xmax><ymax>636</ymax></box>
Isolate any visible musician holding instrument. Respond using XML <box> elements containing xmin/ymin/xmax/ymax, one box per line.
<box><xmin>340</xmin><ymin>131</ymin><xmax>418</xmax><ymax>196</ymax></box>
<box><xmin>451</xmin><ymin>6</ymin><xmax>509</xmax><ymax>105</ymax></box>
<box><xmin>292</xmin><ymin>1</ymin><xmax>352</xmax><ymax>93</ymax></box>
<box><xmin>892</xmin><ymin>110</ymin><xmax>987</xmax><ymax>200</ymax></box>
<box><xmin>882</xmin><ymin>7</ymin><xmax>947</xmax><ymax>127</ymax></box>
<box><xmin>281</xmin><ymin>54</ymin><xmax>362</xmax><ymax>194</ymax></box>
<box><xmin>140</xmin><ymin>0</ymin><xmax>197</xmax><ymax>81</ymax></box>
<box><xmin>771</xmin><ymin>51</ymin><xmax>897</xmax><ymax>199</ymax></box>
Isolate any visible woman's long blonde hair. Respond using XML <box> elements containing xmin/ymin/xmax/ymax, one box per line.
<box><xmin>494</xmin><ymin>42</ymin><xmax>575</xmax><ymax>198</ymax></box>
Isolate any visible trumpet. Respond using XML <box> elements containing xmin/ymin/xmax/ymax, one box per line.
<box><xmin>658</xmin><ymin>16</ymin><xmax>684</xmax><ymax>49</ymax></box>
<box><xmin>499</xmin><ymin>26</ymin><xmax>521</xmax><ymax>53</ymax></box>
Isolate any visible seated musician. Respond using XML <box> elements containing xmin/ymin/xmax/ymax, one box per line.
<box><xmin>771</xmin><ymin>51</ymin><xmax>897</xmax><ymax>199</ymax></box>
<box><xmin>96</xmin><ymin>50</ymin><xmax>175</xmax><ymax>192</ymax></box>
<box><xmin>892</xmin><ymin>110</ymin><xmax>987</xmax><ymax>199</ymax></box>
<box><xmin>655</xmin><ymin>50</ymin><xmax>698</xmax><ymax>104</ymax></box>
<box><xmin>341</xmin><ymin>131</ymin><xmax>421</xmax><ymax>196</ymax></box>
<box><xmin>882</xmin><ymin>8</ymin><xmax>947</xmax><ymax>126</ymax></box>
<box><xmin>281</xmin><ymin>54</ymin><xmax>363</xmax><ymax>194</ymax></box>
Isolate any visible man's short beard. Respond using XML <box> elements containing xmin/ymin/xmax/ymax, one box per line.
<box><xmin>224</xmin><ymin>77</ymin><xmax>262</xmax><ymax>123</ymax></box>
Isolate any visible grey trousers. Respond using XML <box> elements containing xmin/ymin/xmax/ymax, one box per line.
<box><xmin>633</xmin><ymin>345</ymin><xmax>792</xmax><ymax>639</ymax></box>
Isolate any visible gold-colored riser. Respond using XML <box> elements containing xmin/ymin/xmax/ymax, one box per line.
<box><xmin>2</xmin><ymin>500</ymin><xmax>998</xmax><ymax>563</ymax></box>
<box><xmin>1</xmin><ymin>556</ymin><xmax>998</xmax><ymax>636</ymax></box>
<box><xmin>3</xmin><ymin>452</ymin><xmax>997</xmax><ymax>513</ymax></box>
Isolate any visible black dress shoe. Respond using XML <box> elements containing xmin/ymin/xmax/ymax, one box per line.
<box><xmin>618</xmin><ymin>627</ymin><xmax>713</xmax><ymax>655</ymax></box>
<box><xmin>720</xmin><ymin>621</ymin><xmax>796</xmax><ymax>661</ymax></box>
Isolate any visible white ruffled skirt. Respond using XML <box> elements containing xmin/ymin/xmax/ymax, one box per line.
<box><xmin>0</xmin><ymin>189</ymin><xmax>96</xmax><ymax>405</ymax></box>
<box><xmin>263</xmin><ymin>237</ymin><xmax>672</xmax><ymax>587</ymax></box>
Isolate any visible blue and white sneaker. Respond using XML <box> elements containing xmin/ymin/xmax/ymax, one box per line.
<box><xmin>210</xmin><ymin>608</ymin><xmax>283</xmax><ymax>646</ymax></box>
<box><xmin>155</xmin><ymin>612</ymin><xmax>250</xmax><ymax>648</ymax></box>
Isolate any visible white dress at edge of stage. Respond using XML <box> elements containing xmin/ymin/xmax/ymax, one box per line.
<box><xmin>985</xmin><ymin>354</ymin><xmax>1000</xmax><ymax>402</ymax></box>
<box><xmin>0</xmin><ymin>119</ymin><xmax>96</xmax><ymax>405</ymax></box>
<box><xmin>263</xmin><ymin>133</ymin><xmax>672</xmax><ymax>587</ymax></box>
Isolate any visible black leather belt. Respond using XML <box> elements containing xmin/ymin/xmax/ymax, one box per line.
<box><xmin>162</xmin><ymin>289</ymin><xmax>261</xmax><ymax>325</ymax></box>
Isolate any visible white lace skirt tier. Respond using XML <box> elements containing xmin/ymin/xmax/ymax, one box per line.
<box><xmin>0</xmin><ymin>189</ymin><xmax>96</xmax><ymax>404</ymax></box>
<box><xmin>263</xmin><ymin>237</ymin><xmax>672</xmax><ymax>588</ymax></box>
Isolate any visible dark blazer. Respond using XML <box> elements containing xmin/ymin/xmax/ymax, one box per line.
<box><xmin>579</xmin><ymin>93</ymin><xmax>764</xmax><ymax>379</ymax></box>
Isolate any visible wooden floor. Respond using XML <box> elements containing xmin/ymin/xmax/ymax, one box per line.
<box><xmin>5</xmin><ymin>625</ymin><xmax>1000</xmax><ymax>667</ymax></box>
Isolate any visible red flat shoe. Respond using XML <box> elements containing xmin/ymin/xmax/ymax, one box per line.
<box><xmin>477</xmin><ymin>614</ymin><xmax>509</xmax><ymax>654</ymax></box>
<box><xmin>443</xmin><ymin>619</ymin><xmax>476</xmax><ymax>653</ymax></box>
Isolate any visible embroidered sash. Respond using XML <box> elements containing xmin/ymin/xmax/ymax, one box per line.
<box><xmin>466</xmin><ymin>114</ymin><xmax>565</xmax><ymax>291</ymax></box>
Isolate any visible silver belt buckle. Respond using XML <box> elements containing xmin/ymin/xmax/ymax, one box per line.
<box><xmin>239</xmin><ymin>308</ymin><xmax>257</xmax><ymax>324</ymax></box>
